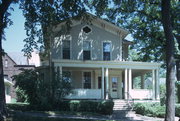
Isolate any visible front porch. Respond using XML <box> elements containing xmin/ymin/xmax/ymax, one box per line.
<box><xmin>44</xmin><ymin>59</ymin><xmax>161</xmax><ymax>101</ymax></box>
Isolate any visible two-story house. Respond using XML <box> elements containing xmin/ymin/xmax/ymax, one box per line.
<box><xmin>42</xmin><ymin>13</ymin><xmax>161</xmax><ymax>101</ymax></box>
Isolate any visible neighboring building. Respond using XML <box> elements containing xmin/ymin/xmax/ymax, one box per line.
<box><xmin>3</xmin><ymin>53</ymin><xmax>37</xmax><ymax>103</ymax></box>
<box><xmin>42</xmin><ymin>13</ymin><xmax>161</xmax><ymax>101</ymax></box>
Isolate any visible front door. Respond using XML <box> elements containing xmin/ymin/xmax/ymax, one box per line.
<box><xmin>111</xmin><ymin>77</ymin><xmax>118</xmax><ymax>98</ymax></box>
<box><xmin>111</xmin><ymin>77</ymin><xmax>122</xmax><ymax>99</ymax></box>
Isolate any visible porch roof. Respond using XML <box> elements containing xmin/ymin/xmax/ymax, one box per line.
<box><xmin>49</xmin><ymin>59</ymin><xmax>161</xmax><ymax>70</ymax></box>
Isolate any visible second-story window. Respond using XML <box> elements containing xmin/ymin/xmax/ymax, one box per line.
<box><xmin>83</xmin><ymin>41</ymin><xmax>91</xmax><ymax>60</ymax></box>
<box><xmin>103</xmin><ymin>42</ymin><xmax>111</xmax><ymax>61</ymax></box>
<box><xmin>63</xmin><ymin>40</ymin><xmax>70</xmax><ymax>59</ymax></box>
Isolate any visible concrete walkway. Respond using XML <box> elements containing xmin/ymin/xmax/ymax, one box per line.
<box><xmin>12</xmin><ymin>111</ymin><xmax>180</xmax><ymax>121</ymax></box>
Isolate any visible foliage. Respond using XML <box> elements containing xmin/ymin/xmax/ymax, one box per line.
<box><xmin>15</xmin><ymin>87</ymin><xmax>27</xmax><ymax>103</ymax></box>
<box><xmin>133</xmin><ymin>103</ymin><xmax>165</xmax><ymax>118</ymax></box>
<box><xmin>19</xmin><ymin>0</ymin><xmax>88</xmax><ymax>58</ymax></box>
<box><xmin>175</xmin><ymin>104</ymin><xmax>180</xmax><ymax>117</ymax></box>
<box><xmin>62</xmin><ymin>100</ymin><xmax>114</xmax><ymax>115</ymax></box>
<box><xmin>176</xmin><ymin>81</ymin><xmax>180</xmax><ymax>103</ymax></box>
<box><xmin>13</xmin><ymin>68</ymin><xmax>72</xmax><ymax>109</ymax></box>
<box><xmin>7</xmin><ymin>100</ymin><xmax>114</xmax><ymax>115</ymax></box>
<box><xmin>160</xmin><ymin>84</ymin><xmax>166</xmax><ymax>105</ymax></box>
<box><xmin>6</xmin><ymin>103</ymin><xmax>29</xmax><ymax>112</ymax></box>
<box><xmin>134</xmin><ymin>103</ymin><xmax>180</xmax><ymax>118</ymax></box>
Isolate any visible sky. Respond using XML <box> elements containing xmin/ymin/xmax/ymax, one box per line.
<box><xmin>2</xmin><ymin>4</ymin><xmax>26</xmax><ymax>53</ymax></box>
<box><xmin>2</xmin><ymin>4</ymin><xmax>132</xmax><ymax>53</ymax></box>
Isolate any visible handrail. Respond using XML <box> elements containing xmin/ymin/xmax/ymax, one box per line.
<box><xmin>124</xmin><ymin>92</ymin><xmax>134</xmax><ymax>110</ymax></box>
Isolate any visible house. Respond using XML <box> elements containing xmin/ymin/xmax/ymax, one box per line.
<box><xmin>3</xmin><ymin>53</ymin><xmax>37</xmax><ymax>103</ymax></box>
<box><xmin>41</xmin><ymin>13</ymin><xmax>161</xmax><ymax>101</ymax></box>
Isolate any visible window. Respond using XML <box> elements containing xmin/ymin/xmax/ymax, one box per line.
<box><xmin>4</xmin><ymin>75</ymin><xmax>8</xmax><ymax>80</ymax></box>
<box><xmin>5</xmin><ymin>86</ymin><xmax>10</xmax><ymax>95</ymax></box>
<box><xmin>5</xmin><ymin>59</ymin><xmax>8</xmax><ymax>67</ymax></box>
<box><xmin>83</xmin><ymin>41</ymin><xmax>91</xmax><ymax>60</ymax></box>
<box><xmin>63</xmin><ymin>40</ymin><xmax>70</xmax><ymax>59</ymax></box>
<box><xmin>103</xmin><ymin>42</ymin><xmax>111</xmax><ymax>60</ymax></box>
<box><xmin>83</xmin><ymin>72</ymin><xmax>91</xmax><ymax>89</ymax></box>
<box><xmin>112</xmin><ymin>77</ymin><xmax>118</xmax><ymax>92</ymax></box>
<box><xmin>82</xmin><ymin>26</ymin><xmax>91</xmax><ymax>34</ymax></box>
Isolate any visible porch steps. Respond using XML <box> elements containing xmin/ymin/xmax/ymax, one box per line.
<box><xmin>113</xmin><ymin>99</ymin><xmax>132</xmax><ymax>111</ymax></box>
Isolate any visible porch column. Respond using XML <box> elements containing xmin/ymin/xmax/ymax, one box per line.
<box><xmin>125</xmin><ymin>69</ymin><xmax>128</xmax><ymax>99</ymax></box>
<box><xmin>105</xmin><ymin>68</ymin><xmax>109</xmax><ymax>99</ymax></box>
<box><xmin>59</xmin><ymin>66</ymin><xmax>62</xmax><ymax>76</ymax></box>
<box><xmin>152</xmin><ymin>70</ymin><xmax>156</xmax><ymax>100</ymax></box>
<box><xmin>128</xmin><ymin>69</ymin><xmax>132</xmax><ymax>98</ymax></box>
<box><xmin>141</xmin><ymin>75</ymin><xmax>145</xmax><ymax>89</ymax></box>
<box><xmin>101</xmin><ymin>67</ymin><xmax>104</xmax><ymax>99</ymax></box>
<box><xmin>155</xmin><ymin>69</ymin><xmax>160</xmax><ymax>100</ymax></box>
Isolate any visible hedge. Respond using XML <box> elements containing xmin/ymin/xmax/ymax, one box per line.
<box><xmin>133</xmin><ymin>102</ymin><xmax>180</xmax><ymax>118</ymax></box>
<box><xmin>7</xmin><ymin>100</ymin><xmax>114</xmax><ymax>115</ymax></box>
<box><xmin>59</xmin><ymin>100</ymin><xmax>114</xmax><ymax>115</ymax></box>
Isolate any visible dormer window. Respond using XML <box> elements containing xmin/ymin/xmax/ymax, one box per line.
<box><xmin>82</xmin><ymin>26</ymin><xmax>91</xmax><ymax>34</ymax></box>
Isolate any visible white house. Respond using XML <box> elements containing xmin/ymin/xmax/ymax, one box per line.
<box><xmin>42</xmin><ymin>13</ymin><xmax>161</xmax><ymax>101</ymax></box>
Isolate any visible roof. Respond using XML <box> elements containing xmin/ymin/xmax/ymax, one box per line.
<box><xmin>8</xmin><ymin>52</ymin><xmax>29</xmax><ymax>65</ymax></box>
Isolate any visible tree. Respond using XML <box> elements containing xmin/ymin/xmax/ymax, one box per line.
<box><xmin>85</xmin><ymin>0</ymin><xmax>179</xmax><ymax>120</ymax></box>
<box><xmin>0</xmin><ymin>0</ymin><xmax>17</xmax><ymax>120</ymax></box>
<box><xmin>162</xmin><ymin>0</ymin><xmax>176</xmax><ymax>120</ymax></box>
<box><xmin>13</xmin><ymin>68</ymin><xmax>72</xmax><ymax>109</ymax></box>
<box><xmin>20</xmin><ymin>0</ymin><xmax>87</xmax><ymax>57</ymax></box>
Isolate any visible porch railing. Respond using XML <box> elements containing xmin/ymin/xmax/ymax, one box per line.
<box><xmin>125</xmin><ymin>92</ymin><xmax>134</xmax><ymax>110</ymax></box>
<box><xmin>66</xmin><ymin>89</ymin><xmax>101</xmax><ymax>99</ymax></box>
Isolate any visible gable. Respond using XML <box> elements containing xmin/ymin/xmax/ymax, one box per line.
<box><xmin>53</xmin><ymin>13</ymin><xmax>129</xmax><ymax>39</ymax></box>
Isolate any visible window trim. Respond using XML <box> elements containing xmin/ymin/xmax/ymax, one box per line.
<box><xmin>82</xmin><ymin>71</ymin><xmax>92</xmax><ymax>89</ymax></box>
<box><xmin>82</xmin><ymin>40</ymin><xmax>92</xmax><ymax>60</ymax></box>
<box><xmin>102</xmin><ymin>41</ymin><xmax>112</xmax><ymax>61</ymax></box>
<box><xmin>61</xmin><ymin>39</ymin><xmax>72</xmax><ymax>59</ymax></box>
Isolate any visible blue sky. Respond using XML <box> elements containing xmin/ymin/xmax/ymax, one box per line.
<box><xmin>2</xmin><ymin>4</ymin><xmax>26</xmax><ymax>53</ymax></box>
<box><xmin>3</xmin><ymin>4</ymin><xmax>132</xmax><ymax>53</ymax></box>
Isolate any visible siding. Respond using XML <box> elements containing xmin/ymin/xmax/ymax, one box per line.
<box><xmin>52</xmin><ymin>22</ymin><xmax>123</xmax><ymax>61</ymax></box>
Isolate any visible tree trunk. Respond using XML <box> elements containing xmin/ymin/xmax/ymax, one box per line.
<box><xmin>161</xmin><ymin>0</ymin><xmax>176</xmax><ymax>121</ymax></box>
<box><xmin>0</xmin><ymin>13</ymin><xmax>7</xmax><ymax>120</ymax></box>
<box><xmin>0</xmin><ymin>0</ymin><xmax>14</xmax><ymax>120</ymax></box>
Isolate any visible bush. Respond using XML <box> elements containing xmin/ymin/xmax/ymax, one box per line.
<box><xmin>13</xmin><ymin>68</ymin><xmax>72</xmax><ymax>108</ymax></box>
<box><xmin>133</xmin><ymin>103</ymin><xmax>165</xmax><ymax>118</ymax></box>
<box><xmin>68</xmin><ymin>100</ymin><xmax>114</xmax><ymax>115</ymax></box>
<box><xmin>7</xmin><ymin>100</ymin><xmax>114</xmax><ymax>115</ymax></box>
<box><xmin>160</xmin><ymin>84</ymin><xmax>166</xmax><ymax>105</ymax></box>
<box><xmin>175</xmin><ymin>104</ymin><xmax>180</xmax><ymax>117</ymax></box>
<box><xmin>7</xmin><ymin>103</ymin><xmax>29</xmax><ymax>111</ymax></box>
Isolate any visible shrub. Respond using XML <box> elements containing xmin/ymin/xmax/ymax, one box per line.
<box><xmin>66</xmin><ymin>100</ymin><xmax>113</xmax><ymax>115</ymax></box>
<box><xmin>160</xmin><ymin>84</ymin><xmax>166</xmax><ymax>105</ymax></box>
<box><xmin>7</xmin><ymin>103</ymin><xmax>29</xmax><ymax>111</ymax></box>
<box><xmin>13</xmin><ymin>68</ymin><xmax>72</xmax><ymax>108</ymax></box>
<box><xmin>133</xmin><ymin>102</ymin><xmax>165</xmax><ymax>118</ymax></box>
<box><xmin>7</xmin><ymin>100</ymin><xmax>114</xmax><ymax>115</ymax></box>
<box><xmin>175</xmin><ymin>104</ymin><xmax>180</xmax><ymax>117</ymax></box>
<box><xmin>97</xmin><ymin>100</ymin><xmax>114</xmax><ymax>115</ymax></box>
